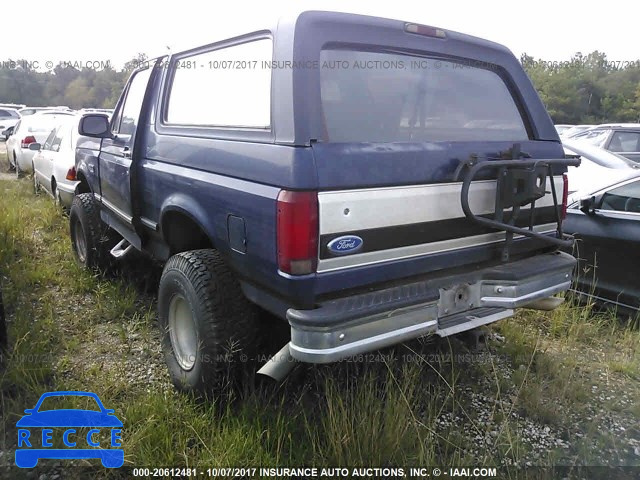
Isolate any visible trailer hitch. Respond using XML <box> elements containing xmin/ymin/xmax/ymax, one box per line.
<box><xmin>454</xmin><ymin>147</ymin><xmax>581</xmax><ymax>261</ymax></box>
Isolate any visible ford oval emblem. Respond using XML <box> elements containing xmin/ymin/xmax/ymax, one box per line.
<box><xmin>327</xmin><ymin>235</ymin><xmax>364</xmax><ymax>256</ymax></box>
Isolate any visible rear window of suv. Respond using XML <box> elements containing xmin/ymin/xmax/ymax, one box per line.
<box><xmin>319</xmin><ymin>49</ymin><xmax>529</xmax><ymax>143</ymax></box>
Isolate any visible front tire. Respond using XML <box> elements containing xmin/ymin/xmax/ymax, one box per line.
<box><xmin>158</xmin><ymin>249</ymin><xmax>259</xmax><ymax>395</ymax></box>
<box><xmin>69</xmin><ymin>193</ymin><xmax>116</xmax><ymax>270</ymax></box>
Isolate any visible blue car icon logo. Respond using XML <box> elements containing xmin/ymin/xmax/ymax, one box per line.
<box><xmin>15</xmin><ymin>391</ymin><xmax>123</xmax><ymax>468</ymax></box>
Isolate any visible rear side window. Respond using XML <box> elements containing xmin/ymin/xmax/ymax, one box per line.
<box><xmin>610</xmin><ymin>131</ymin><xmax>640</xmax><ymax>153</ymax></box>
<box><xmin>320</xmin><ymin>50</ymin><xmax>529</xmax><ymax>143</ymax></box>
<box><xmin>166</xmin><ymin>38</ymin><xmax>272</xmax><ymax>128</ymax></box>
<box><xmin>0</xmin><ymin>109</ymin><xmax>15</xmax><ymax>118</ymax></box>
<box><xmin>43</xmin><ymin>128</ymin><xmax>57</xmax><ymax>150</ymax></box>
<box><xmin>601</xmin><ymin>180</ymin><xmax>640</xmax><ymax>213</ymax></box>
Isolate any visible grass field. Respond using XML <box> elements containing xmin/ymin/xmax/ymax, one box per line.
<box><xmin>0</xmin><ymin>146</ymin><xmax>638</xmax><ymax>479</ymax></box>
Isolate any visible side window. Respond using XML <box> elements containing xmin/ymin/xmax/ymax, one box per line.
<box><xmin>167</xmin><ymin>38</ymin><xmax>272</xmax><ymax>128</ymax></box>
<box><xmin>51</xmin><ymin>126</ymin><xmax>65</xmax><ymax>152</ymax></box>
<box><xmin>609</xmin><ymin>132</ymin><xmax>640</xmax><ymax>153</ymax></box>
<box><xmin>600</xmin><ymin>180</ymin><xmax>640</xmax><ymax>213</ymax></box>
<box><xmin>113</xmin><ymin>67</ymin><xmax>153</xmax><ymax>137</ymax></box>
<box><xmin>0</xmin><ymin>109</ymin><xmax>11</xmax><ymax>118</ymax></box>
<box><xmin>43</xmin><ymin>128</ymin><xmax>57</xmax><ymax>151</ymax></box>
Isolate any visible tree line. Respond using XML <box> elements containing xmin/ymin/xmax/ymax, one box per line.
<box><xmin>521</xmin><ymin>51</ymin><xmax>640</xmax><ymax>124</ymax></box>
<box><xmin>1</xmin><ymin>51</ymin><xmax>639</xmax><ymax>124</ymax></box>
<box><xmin>0</xmin><ymin>54</ymin><xmax>148</xmax><ymax>110</ymax></box>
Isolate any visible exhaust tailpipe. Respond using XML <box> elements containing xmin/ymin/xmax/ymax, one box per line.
<box><xmin>523</xmin><ymin>296</ymin><xmax>564</xmax><ymax>311</ymax></box>
<box><xmin>256</xmin><ymin>343</ymin><xmax>296</xmax><ymax>382</ymax></box>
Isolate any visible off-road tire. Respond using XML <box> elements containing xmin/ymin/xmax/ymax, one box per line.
<box><xmin>158</xmin><ymin>249</ymin><xmax>260</xmax><ymax>396</ymax></box>
<box><xmin>69</xmin><ymin>193</ymin><xmax>116</xmax><ymax>270</ymax></box>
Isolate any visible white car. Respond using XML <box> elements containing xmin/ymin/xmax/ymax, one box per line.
<box><xmin>562</xmin><ymin>124</ymin><xmax>595</xmax><ymax>138</ymax></box>
<box><xmin>17</xmin><ymin>107</ymin><xmax>60</xmax><ymax>117</ymax></box>
<box><xmin>0</xmin><ymin>108</ymin><xmax>21</xmax><ymax>140</ymax></box>
<box><xmin>563</xmin><ymin>138</ymin><xmax>639</xmax><ymax>203</ymax></box>
<box><xmin>6</xmin><ymin>111</ymin><xmax>74</xmax><ymax>176</ymax></box>
<box><xmin>31</xmin><ymin>115</ymin><xmax>83</xmax><ymax>208</ymax></box>
<box><xmin>554</xmin><ymin>124</ymin><xmax>574</xmax><ymax>136</ymax></box>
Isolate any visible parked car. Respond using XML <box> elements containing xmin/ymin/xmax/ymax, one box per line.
<box><xmin>18</xmin><ymin>107</ymin><xmax>60</xmax><ymax>117</ymax></box>
<box><xmin>0</xmin><ymin>103</ymin><xmax>26</xmax><ymax>110</ymax></box>
<box><xmin>562</xmin><ymin>124</ymin><xmax>595</xmax><ymax>138</ymax></box>
<box><xmin>555</xmin><ymin>124</ymin><xmax>574</xmax><ymax>135</ymax></box>
<box><xmin>0</xmin><ymin>108</ymin><xmax>21</xmax><ymax>140</ymax></box>
<box><xmin>563</xmin><ymin>138</ymin><xmax>639</xmax><ymax>200</ymax></box>
<box><xmin>78</xmin><ymin>108</ymin><xmax>114</xmax><ymax>115</ymax></box>
<box><xmin>564</xmin><ymin>174</ymin><xmax>640</xmax><ymax>314</ymax></box>
<box><xmin>6</xmin><ymin>112</ymin><xmax>74</xmax><ymax>176</ymax></box>
<box><xmin>568</xmin><ymin>125</ymin><xmax>640</xmax><ymax>162</ymax></box>
<box><xmin>72</xmin><ymin>11</ymin><xmax>579</xmax><ymax>395</ymax></box>
<box><xmin>32</xmin><ymin>115</ymin><xmax>89</xmax><ymax>208</ymax></box>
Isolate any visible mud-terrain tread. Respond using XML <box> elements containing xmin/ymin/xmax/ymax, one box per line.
<box><xmin>69</xmin><ymin>193</ymin><xmax>115</xmax><ymax>270</ymax></box>
<box><xmin>159</xmin><ymin>249</ymin><xmax>259</xmax><ymax>395</ymax></box>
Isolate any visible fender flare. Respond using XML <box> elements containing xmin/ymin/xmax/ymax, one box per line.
<box><xmin>159</xmin><ymin>194</ymin><xmax>218</xmax><ymax>248</ymax></box>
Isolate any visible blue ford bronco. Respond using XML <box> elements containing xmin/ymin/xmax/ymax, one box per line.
<box><xmin>71</xmin><ymin>11</ymin><xmax>580</xmax><ymax>393</ymax></box>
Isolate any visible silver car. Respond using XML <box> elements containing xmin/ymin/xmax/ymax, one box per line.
<box><xmin>6</xmin><ymin>111</ymin><xmax>74</xmax><ymax>176</ymax></box>
<box><xmin>31</xmin><ymin>115</ymin><xmax>83</xmax><ymax>208</ymax></box>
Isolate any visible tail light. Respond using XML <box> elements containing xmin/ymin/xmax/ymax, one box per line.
<box><xmin>21</xmin><ymin>135</ymin><xmax>36</xmax><ymax>148</ymax></box>
<box><xmin>561</xmin><ymin>173</ymin><xmax>569</xmax><ymax>220</ymax></box>
<box><xmin>276</xmin><ymin>190</ymin><xmax>318</xmax><ymax>275</ymax></box>
<box><xmin>66</xmin><ymin>167</ymin><xmax>77</xmax><ymax>181</ymax></box>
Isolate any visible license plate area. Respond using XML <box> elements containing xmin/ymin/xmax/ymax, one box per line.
<box><xmin>438</xmin><ymin>282</ymin><xmax>482</xmax><ymax>317</ymax></box>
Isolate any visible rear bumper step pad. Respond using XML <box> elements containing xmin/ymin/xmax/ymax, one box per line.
<box><xmin>287</xmin><ymin>251</ymin><xmax>575</xmax><ymax>363</ymax></box>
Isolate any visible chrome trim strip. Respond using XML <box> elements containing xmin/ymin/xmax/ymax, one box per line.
<box><xmin>289</xmin><ymin>319</ymin><xmax>438</xmax><ymax>363</ymax></box>
<box><xmin>101</xmin><ymin>197</ymin><xmax>133</xmax><ymax>224</ymax></box>
<box><xmin>318</xmin><ymin>178</ymin><xmax>563</xmax><ymax>235</ymax></box>
<box><xmin>595</xmin><ymin>209</ymin><xmax>640</xmax><ymax>220</ymax></box>
<box><xmin>481</xmin><ymin>281</ymin><xmax>571</xmax><ymax>309</ymax></box>
<box><xmin>436</xmin><ymin>309</ymin><xmax>514</xmax><ymax>337</ymax></box>
<box><xmin>140</xmin><ymin>216</ymin><xmax>158</xmax><ymax>231</ymax></box>
<box><xmin>317</xmin><ymin>223</ymin><xmax>557</xmax><ymax>273</ymax></box>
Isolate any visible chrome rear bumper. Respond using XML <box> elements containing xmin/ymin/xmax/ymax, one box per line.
<box><xmin>288</xmin><ymin>251</ymin><xmax>575</xmax><ymax>363</ymax></box>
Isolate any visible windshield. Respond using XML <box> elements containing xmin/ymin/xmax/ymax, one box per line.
<box><xmin>37</xmin><ymin>395</ymin><xmax>101</xmax><ymax>412</ymax></box>
<box><xmin>319</xmin><ymin>49</ymin><xmax>529</xmax><ymax>143</ymax></box>
<box><xmin>24</xmin><ymin>115</ymin><xmax>72</xmax><ymax>133</ymax></box>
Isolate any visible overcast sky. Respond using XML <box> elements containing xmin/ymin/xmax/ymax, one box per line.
<box><xmin>5</xmin><ymin>0</ymin><xmax>638</xmax><ymax>69</ymax></box>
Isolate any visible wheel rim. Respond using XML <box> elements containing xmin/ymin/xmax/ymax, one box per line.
<box><xmin>168</xmin><ymin>294</ymin><xmax>198</xmax><ymax>371</ymax></box>
<box><xmin>73</xmin><ymin>218</ymin><xmax>87</xmax><ymax>263</ymax></box>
